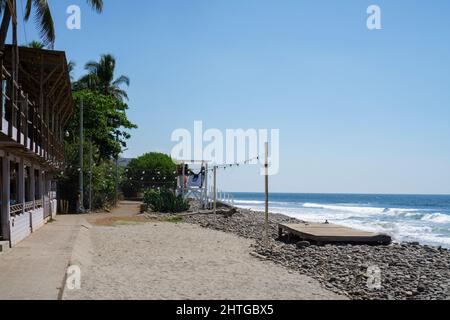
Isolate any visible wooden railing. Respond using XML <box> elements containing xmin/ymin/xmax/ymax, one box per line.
<box><xmin>10</xmin><ymin>203</ymin><xmax>24</xmax><ymax>216</ymax></box>
<box><xmin>10</xmin><ymin>200</ymin><xmax>46</xmax><ymax>217</ymax></box>
<box><xmin>0</xmin><ymin>61</ymin><xmax>65</xmax><ymax>165</ymax></box>
<box><xmin>24</xmin><ymin>201</ymin><xmax>34</xmax><ymax>212</ymax></box>
<box><xmin>35</xmin><ymin>199</ymin><xmax>43</xmax><ymax>209</ymax></box>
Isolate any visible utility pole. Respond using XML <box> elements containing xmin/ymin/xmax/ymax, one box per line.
<box><xmin>213</xmin><ymin>166</ymin><xmax>217</xmax><ymax>215</ymax></box>
<box><xmin>89</xmin><ymin>137</ymin><xmax>93</xmax><ymax>212</ymax></box>
<box><xmin>78</xmin><ymin>98</ymin><xmax>84</xmax><ymax>213</ymax></box>
<box><xmin>264</xmin><ymin>142</ymin><xmax>269</xmax><ymax>244</ymax></box>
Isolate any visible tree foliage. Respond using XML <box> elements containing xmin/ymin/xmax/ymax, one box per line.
<box><xmin>59</xmin><ymin>89</ymin><xmax>136</xmax><ymax>211</ymax></box>
<box><xmin>121</xmin><ymin>153</ymin><xmax>177</xmax><ymax>198</ymax></box>
<box><xmin>22</xmin><ymin>0</ymin><xmax>103</xmax><ymax>47</ymax></box>
<box><xmin>68</xmin><ymin>90</ymin><xmax>137</xmax><ymax>161</ymax></box>
<box><xmin>73</xmin><ymin>54</ymin><xmax>130</xmax><ymax>101</ymax></box>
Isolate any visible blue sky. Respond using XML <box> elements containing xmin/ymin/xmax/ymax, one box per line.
<box><xmin>14</xmin><ymin>0</ymin><xmax>450</xmax><ymax>194</ymax></box>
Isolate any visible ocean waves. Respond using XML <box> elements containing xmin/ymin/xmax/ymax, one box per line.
<box><xmin>232</xmin><ymin>194</ymin><xmax>450</xmax><ymax>248</ymax></box>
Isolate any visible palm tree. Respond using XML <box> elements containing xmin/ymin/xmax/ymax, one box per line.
<box><xmin>77</xmin><ymin>54</ymin><xmax>130</xmax><ymax>101</ymax></box>
<box><xmin>67</xmin><ymin>60</ymin><xmax>76</xmax><ymax>82</ymax></box>
<box><xmin>1</xmin><ymin>0</ymin><xmax>103</xmax><ymax>49</ymax></box>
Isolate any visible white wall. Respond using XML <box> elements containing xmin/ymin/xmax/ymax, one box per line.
<box><xmin>9</xmin><ymin>213</ymin><xmax>32</xmax><ymax>247</ymax></box>
<box><xmin>31</xmin><ymin>208</ymin><xmax>45</xmax><ymax>232</ymax></box>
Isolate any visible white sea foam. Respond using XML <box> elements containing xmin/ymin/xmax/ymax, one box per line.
<box><xmin>234</xmin><ymin>200</ymin><xmax>266</xmax><ymax>205</ymax></box>
<box><xmin>302</xmin><ymin>203</ymin><xmax>385</xmax><ymax>215</ymax></box>
<box><xmin>302</xmin><ymin>202</ymin><xmax>423</xmax><ymax>214</ymax></box>
<box><xmin>234</xmin><ymin>200</ymin><xmax>450</xmax><ymax>248</ymax></box>
<box><xmin>421</xmin><ymin>213</ymin><xmax>450</xmax><ymax>224</ymax></box>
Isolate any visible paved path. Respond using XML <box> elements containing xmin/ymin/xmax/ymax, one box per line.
<box><xmin>0</xmin><ymin>202</ymin><xmax>141</xmax><ymax>300</ymax></box>
<box><xmin>0</xmin><ymin>215</ymin><xmax>87</xmax><ymax>300</ymax></box>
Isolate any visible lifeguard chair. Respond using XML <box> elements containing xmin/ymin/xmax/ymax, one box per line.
<box><xmin>175</xmin><ymin>160</ymin><xmax>210</xmax><ymax>209</ymax></box>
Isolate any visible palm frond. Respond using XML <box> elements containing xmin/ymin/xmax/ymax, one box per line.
<box><xmin>113</xmin><ymin>75</ymin><xmax>130</xmax><ymax>87</ymax></box>
<box><xmin>25</xmin><ymin>0</ymin><xmax>55</xmax><ymax>47</ymax></box>
<box><xmin>84</xmin><ymin>60</ymin><xmax>99</xmax><ymax>74</ymax></box>
<box><xmin>86</xmin><ymin>0</ymin><xmax>103</xmax><ymax>13</ymax></box>
<box><xmin>0</xmin><ymin>0</ymin><xmax>6</xmax><ymax>15</ymax></box>
<box><xmin>27</xmin><ymin>40</ymin><xmax>45</xmax><ymax>49</ymax></box>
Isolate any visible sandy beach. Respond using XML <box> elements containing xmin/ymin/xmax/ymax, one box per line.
<box><xmin>185</xmin><ymin>207</ymin><xmax>450</xmax><ymax>300</ymax></box>
<box><xmin>63</xmin><ymin>205</ymin><xmax>343</xmax><ymax>300</ymax></box>
<box><xmin>57</xmin><ymin>201</ymin><xmax>450</xmax><ymax>301</ymax></box>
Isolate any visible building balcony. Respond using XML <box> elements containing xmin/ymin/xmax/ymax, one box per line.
<box><xmin>0</xmin><ymin>45</ymin><xmax>74</xmax><ymax>170</ymax></box>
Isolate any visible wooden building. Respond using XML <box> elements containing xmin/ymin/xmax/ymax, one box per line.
<box><xmin>0</xmin><ymin>45</ymin><xmax>73</xmax><ymax>247</ymax></box>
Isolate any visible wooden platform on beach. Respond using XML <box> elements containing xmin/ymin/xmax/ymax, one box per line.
<box><xmin>278</xmin><ymin>223</ymin><xmax>391</xmax><ymax>245</ymax></box>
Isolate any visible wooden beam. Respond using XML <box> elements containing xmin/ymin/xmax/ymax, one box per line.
<box><xmin>47</xmin><ymin>69</ymin><xmax>66</xmax><ymax>97</ymax></box>
<box><xmin>19</xmin><ymin>64</ymin><xmax>40</xmax><ymax>86</ymax></box>
<box><xmin>43</xmin><ymin>63</ymin><xmax>63</xmax><ymax>85</ymax></box>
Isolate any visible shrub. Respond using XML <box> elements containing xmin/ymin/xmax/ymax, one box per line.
<box><xmin>143</xmin><ymin>188</ymin><xmax>189</xmax><ymax>213</ymax></box>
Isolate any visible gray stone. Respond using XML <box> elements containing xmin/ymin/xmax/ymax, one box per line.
<box><xmin>296</xmin><ymin>241</ymin><xmax>311</xmax><ymax>249</ymax></box>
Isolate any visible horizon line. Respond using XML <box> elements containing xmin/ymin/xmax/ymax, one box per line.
<box><xmin>229</xmin><ymin>191</ymin><xmax>450</xmax><ymax>196</ymax></box>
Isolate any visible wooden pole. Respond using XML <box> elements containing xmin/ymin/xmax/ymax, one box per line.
<box><xmin>213</xmin><ymin>166</ymin><xmax>217</xmax><ymax>214</ymax></box>
<box><xmin>115</xmin><ymin>132</ymin><xmax>119</xmax><ymax>206</ymax></box>
<box><xmin>264</xmin><ymin>142</ymin><xmax>269</xmax><ymax>243</ymax></box>
<box><xmin>181</xmin><ymin>163</ymin><xmax>185</xmax><ymax>197</ymax></box>
<box><xmin>204</xmin><ymin>163</ymin><xmax>208</xmax><ymax>209</ymax></box>
<box><xmin>78</xmin><ymin>98</ymin><xmax>84</xmax><ymax>213</ymax></box>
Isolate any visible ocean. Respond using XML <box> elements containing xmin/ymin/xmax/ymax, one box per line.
<box><xmin>231</xmin><ymin>193</ymin><xmax>450</xmax><ymax>248</ymax></box>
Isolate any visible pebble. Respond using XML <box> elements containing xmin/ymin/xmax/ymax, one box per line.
<box><xmin>183</xmin><ymin>205</ymin><xmax>450</xmax><ymax>301</ymax></box>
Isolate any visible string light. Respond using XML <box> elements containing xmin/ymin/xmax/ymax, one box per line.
<box><xmin>205</xmin><ymin>155</ymin><xmax>261</xmax><ymax>172</ymax></box>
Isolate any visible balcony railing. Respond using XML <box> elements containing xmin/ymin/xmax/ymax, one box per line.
<box><xmin>35</xmin><ymin>199</ymin><xmax>43</xmax><ymax>209</ymax></box>
<box><xmin>24</xmin><ymin>201</ymin><xmax>34</xmax><ymax>212</ymax></box>
<box><xmin>10</xmin><ymin>203</ymin><xmax>24</xmax><ymax>216</ymax></box>
<box><xmin>0</xmin><ymin>62</ymin><xmax>65</xmax><ymax>167</ymax></box>
<box><xmin>10</xmin><ymin>200</ymin><xmax>45</xmax><ymax>217</ymax></box>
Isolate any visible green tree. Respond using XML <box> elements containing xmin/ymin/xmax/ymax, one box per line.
<box><xmin>68</xmin><ymin>90</ymin><xmax>137</xmax><ymax>161</ymax></box>
<box><xmin>59</xmin><ymin>89</ymin><xmax>137</xmax><ymax>211</ymax></box>
<box><xmin>121</xmin><ymin>153</ymin><xmax>177</xmax><ymax>198</ymax></box>
<box><xmin>75</xmin><ymin>54</ymin><xmax>130</xmax><ymax>101</ymax></box>
<box><xmin>58</xmin><ymin>139</ymin><xmax>117</xmax><ymax>211</ymax></box>
<box><xmin>68</xmin><ymin>60</ymin><xmax>76</xmax><ymax>82</ymax></box>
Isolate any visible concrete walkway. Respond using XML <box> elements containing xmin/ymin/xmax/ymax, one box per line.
<box><xmin>0</xmin><ymin>215</ymin><xmax>87</xmax><ymax>300</ymax></box>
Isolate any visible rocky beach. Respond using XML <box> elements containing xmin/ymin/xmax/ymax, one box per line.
<box><xmin>184</xmin><ymin>207</ymin><xmax>450</xmax><ymax>300</ymax></box>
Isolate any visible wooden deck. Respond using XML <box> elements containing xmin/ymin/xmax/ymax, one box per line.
<box><xmin>278</xmin><ymin>223</ymin><xmax>392</xmax><ymax>245</ymax></box>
